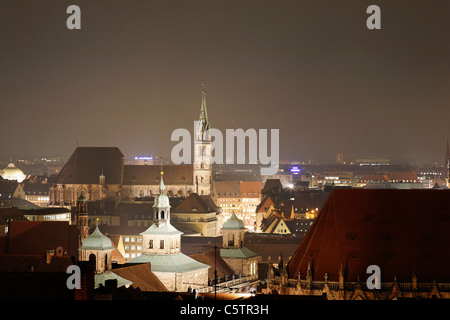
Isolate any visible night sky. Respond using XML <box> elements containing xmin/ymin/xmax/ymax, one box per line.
<box><xmin>1</xmin><ymin>0</ymin><xmax>449</xmax><ymax>165</ymax></box>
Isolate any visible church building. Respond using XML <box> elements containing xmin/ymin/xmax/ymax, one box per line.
<box><xmin>49</xmin><ymin>90</ymin><xmax>213</xmax><ymax>208</ymax></box>
<box><xmin>268</xmin><ymin>189</ymin><xmax>450</xmax><ymax>300</ymax></box>
<box><xmin>78</xmin><ymin>219</ymin><xmax>132</xmax><ymax>289</ymax></box>
<box><xmin>220</xmin><ymin>212</ymin><xmax>260</xmax><ymax>279</ymax></box>
<box><xmin>125</xmin><ymin>169</ymin><xmax>210</xmax><ymax>292</ymax></box>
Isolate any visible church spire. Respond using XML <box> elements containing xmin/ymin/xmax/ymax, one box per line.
<box><xmin>159</xmin><ymin>169</ymin><xmax>165</xmax><ymax>193</ymax></box>
<box><xmin>159</xmin><ymin>156</ymin><xmax>165</xmax><ymax>193</ymax></box>
<box><xmin>199</xmin><ymin>88</ymin><xmax>210</xmax><ymax>133</ymax></box>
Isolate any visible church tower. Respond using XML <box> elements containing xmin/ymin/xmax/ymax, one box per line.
<box><xmin>220</xmin><ymin>212</ymin><xmax>261</xmax><ymax>278</ymax></box>
<box><xmin>140</xmin><ymin>169</ymin><xmax>183</xmax><ymax>255</ymax></box>
<box><xmin>76</xmin><ymin>193</ymin><xmax>89</xmax><ymax>250</ymax></box>
<box><xmin>194</xmin><ymin>89</ymin><xmax>212</xmax><ymax>195</ymax></box>
<box><xmin>126</xmin><ymin>169</ymin><xmax>210</xmax><ymax>291</ymax></box>
<box><xmin>78</xmin><ymin>219</ymin><xmax>132</xmax><ymax>288</ymax></box>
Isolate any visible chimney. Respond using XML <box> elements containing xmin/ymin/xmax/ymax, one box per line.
<box><xmin>46</xmin><ymin>249</ymin><xmax>55</xmax><ymax>264</ymax></box>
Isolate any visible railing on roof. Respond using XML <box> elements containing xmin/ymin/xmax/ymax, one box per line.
<box><xmin>195</xmin><ymin>274</ymin><xmax>259</xmax><ymax>294</ymax></box>
<box><xmin>279</xmin><ymin>278</ymin><xmax>450</xmax><ymax>293</ymax></box>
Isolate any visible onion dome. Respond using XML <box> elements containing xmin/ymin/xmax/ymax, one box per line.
<box><xmin>80</xmin><ymin>222</ymin><xmax>114</xmax><ymax>250</ymax></box>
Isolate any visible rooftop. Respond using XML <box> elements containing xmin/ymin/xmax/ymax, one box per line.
<box><xmin>287</xmin><ymin>189</ymin><xmax>450</xmax><ymax>283</ymax></box>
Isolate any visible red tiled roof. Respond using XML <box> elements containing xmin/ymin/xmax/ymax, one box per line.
<box><xmin>0</xmin><ymin>207</ymin><xmax>28</xmax><ymax>225</ymax></box>
<box><xmin>287</xmin><ymin>189</ymin><xmax>450</xmax><ymax>283</ymax></box>
<box><xmin>172</xmin><ymin>193</ymin><xmax>218</xmax><ymax>213</ymax></box>
<box><xmin>240</xmin><ymin>181</ymin><xmax>263</xmax><ymax>195</ymax></box>
<box><xmin>388</xmin><ymin>172</ymin><xmax>419</xmax><ymax>182</ymax></box>
<box><xmin>6</xmin><ymin>221</ymin><xmax>78</xmax><ymax>256</ymax></box>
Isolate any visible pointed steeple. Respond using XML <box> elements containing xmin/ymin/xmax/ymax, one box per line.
<box><xmin>199</xmin><ymin>89</ymin><xmax>210</xmax><ymax>133</ymax></box>
<box><xmin>158</xmin><ymin>157</ymin><xmax>165</xmax><ymax>193</ymax></box>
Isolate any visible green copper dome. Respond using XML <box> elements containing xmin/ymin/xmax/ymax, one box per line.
<box><xmin>80</xmin><ymin>224</ymin><xmax>114</xmax><ymax>250</ymax></box>
<box><xmin>221</xmin><ymin>212</ymin><xmax>245</xmax><ymax>230</ymax></box>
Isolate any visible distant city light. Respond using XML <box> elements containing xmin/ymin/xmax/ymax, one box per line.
<box><xmin>290</xmin><ymin>166</ymin><xmax>300</xmax><ymax>174</ymax></box>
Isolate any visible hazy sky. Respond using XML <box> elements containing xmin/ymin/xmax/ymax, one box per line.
<box><xmin>1</xmin><ymin>0</ymin><xmax>449</xmax><ymax>165</ymax></box>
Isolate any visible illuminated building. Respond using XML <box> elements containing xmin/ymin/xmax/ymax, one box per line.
<box><xmin>171</xmin><ymin>193</ymin><xmax>222</xmax><ymax>236</ymax></box>
<box><xmin>132</xmin><ymin>156</ymin><xmax>154</xmax><ymax>165</ymax></box>
<box><xmin>79</xmin><ymin>220</ymin><xmax>132</xmax><ymax>289</ymax></box>
<box><xmin>0</xmin><ymin>162</ymin><xmax>26</xmax><ymax>183</ymax></box>
<box><xmin>49</xmin><ymin>91</ymin><xmax>213</xmax><ymax>208</ymax></box>
<box><xmin>213</xmin><ymin>180</ymin><xmax>262</xmax><ymax>230</ymax></box>
<box><xmin>126</xmin><ymin>170</ymin><xmax>210</xmax><ymax>292</ymax></box>
<box><xmin>220</xmin><ymin>212</ymin><xmax>260</xmax><ymax>281</ymax></box>
<box><xmin>269</xmin><ymin>189</ymin><xmax>450</xmax><ymax>300</ymax></box>
<box><xmin>312</xmin><ymin>171</ymin><xmax>354</xmax><ymax>187</ymax></box>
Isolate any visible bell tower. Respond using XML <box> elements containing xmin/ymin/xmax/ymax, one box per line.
<box><xmin>193</xmin><ymin>89</ymin><xmax>212</xmax><ymax>195</ymax></box>
<box><xmin>76</xmin><ymin>193</ymin><xmax>89</xmax><ymax>250</ymax></box>
<box><xmin>153</xmin><ymin>169</ymin><xmax>171</xmax><ymax>225</ymax></box>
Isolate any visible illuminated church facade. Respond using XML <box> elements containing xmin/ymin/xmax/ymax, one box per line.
<box><xmin>49</xmin><ymin>90</ymin><xmax>213</xmax><ymax>207</ymax></box>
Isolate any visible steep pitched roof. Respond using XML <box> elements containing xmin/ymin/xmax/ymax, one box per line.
<box><xmin>0</xmin><ymin>179</ymin><xmax>23</xmax><ymax>199</ymax></box>
<box><xmin>261</xmin><ymin>179</ymin><xmax>283</xmax><ymax>195</ymax></box>
<box><xmin>255</xmin><ymin>195</ymin><xmax>276</xmax><ymax>213</ymax></box>
<box><xmin>171</xmin><ymin>193</ymin><xmax>218</xmax><ymax>213</ymax></box>
<box><xmin>0</xmin><ymin>207</ymin><xmax>28</xmax><ymax>225</ymax></box>
<box><xmin>123</xmin><ymin>164</ymin><xmax>193</xmax><ymax>186</ymax></box>
<box><xmin>287</xmin><ymin>189</ymin><xmax>450</xmax><ymax>283</ymax></box>
<box><xmin>6</xmin><ymin>221</ymin><xmax>79</xmax><ymax>256</ymax></box>
<box><xmin>56</xmin><ymin>147</ymin><xmax>124</xmax><ymax>185</ymax></box>
<box><xmin>214</xmin><ymin>180</ymin><xmax>240</xmax><ymax>196</ymax></box>
<box><xmin>22</xmin><ymin>182</ymin><xmax>50</xmax><ymax>196</ymax></box>
<box><xmin>240</xmin><ymin>181</ymin><xmax>263</xmax><ymax>196</ymax></box>
<box><xmin>388</xmin><ymin>172</ymin><xmax>420</xmax><ymax>182</ymax></box>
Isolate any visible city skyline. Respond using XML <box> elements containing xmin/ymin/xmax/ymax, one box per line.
<box><xmin>1</xmin><ymin>1</ymin><xmax>449</xmax><ymax>165</ymax></box>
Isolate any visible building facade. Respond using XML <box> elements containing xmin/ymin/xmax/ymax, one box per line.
<box><xmin>268</xmin><ymin>189</ymin><xmax>450</xmax><ymax>300</ymax></box>
<box><xmin>220</xmin><ymin>212</ymin><xmax>261</xmax><ymax>279</ymax></box>
<box><xmin>49</xmin><ymin>91</ymin><xmax>213</xmax><ymax>208</ymax></box>
<box><xmin>126</xmin><ymin>170</ymin><xmax>210</xmax><ymax>292</ymax></box>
